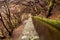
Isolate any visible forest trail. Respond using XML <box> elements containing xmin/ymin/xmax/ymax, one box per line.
<box><xmin>11</xmin><ymin>14</ymin><xmax>39</xmax><ymax>40</ymax></box>
<box><xmin>18</xmin><ymin>15</ymin><xmax>39</xmax><ymax>40</ymax></box>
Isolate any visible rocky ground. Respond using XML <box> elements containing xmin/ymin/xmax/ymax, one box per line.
<box><xmin>18</xmin><ymin>16</ymin><xmax>40</xmax><ymax>40</ymax></box>
<box><xmin>11</xmin><ymin>14</ymin><xmax>40</xmax><ymax>40</ymax></box>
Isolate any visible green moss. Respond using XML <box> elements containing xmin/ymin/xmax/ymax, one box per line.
<box><xmin>32</xmin><ymin>16</ymin><xmax>60</xmax><ymax>32</ymax></box>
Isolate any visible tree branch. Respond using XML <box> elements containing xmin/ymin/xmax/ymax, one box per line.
<box><xmin>0</xmin><ymin>13</ymin><xmax>12</xmax><ymax>36</ymax></box>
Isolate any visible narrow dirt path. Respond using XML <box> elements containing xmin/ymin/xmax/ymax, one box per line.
<box><xmin>18</xmin><ymin>15</ymin><xmax>39</xmax><ymax>40</ymax></box>
<box><xmin>11</xmin><ymin>14</ymin><xmax>39</xmax><ymax>40</ymax></box>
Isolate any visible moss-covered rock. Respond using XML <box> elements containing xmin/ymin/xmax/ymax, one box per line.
<box><xmin>32</xmin><ymin>16</ymin><xmax>60</xmax><ymax>40</ymax></box>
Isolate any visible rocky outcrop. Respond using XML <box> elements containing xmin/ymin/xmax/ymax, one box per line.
<box><xmin>32</xmin><ymin>16</ymin><xmax>60</xmax><ymax>40</ymax></box>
